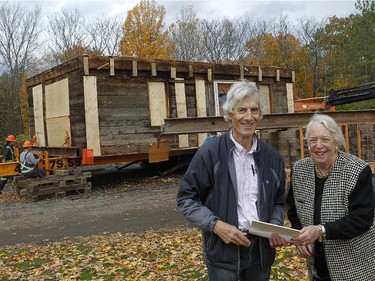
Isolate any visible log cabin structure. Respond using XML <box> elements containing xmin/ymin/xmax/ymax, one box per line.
<box><xmin>25</xmin><ymin>55</ymin><xmax>295</xmax><ymax>166</ymax></box>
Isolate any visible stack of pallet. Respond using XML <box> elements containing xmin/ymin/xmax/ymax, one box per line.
<box><xmin>14</xmin><ymin>169</ymin><xmax>92</xmax><ymax>201</ymax></box>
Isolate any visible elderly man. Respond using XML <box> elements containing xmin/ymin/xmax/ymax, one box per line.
<box><xmin>177</xmin><ymin>80</ymin><xmax>287</xmax><ymax>281</ymax></box>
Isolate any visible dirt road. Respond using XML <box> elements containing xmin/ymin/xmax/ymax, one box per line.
<box><xmin>0</xmin><ymin>173</ymin><xmax>191</xmax><ymax>246</ymax></box>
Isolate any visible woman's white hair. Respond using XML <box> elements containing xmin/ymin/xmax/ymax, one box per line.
<box><xmin>305</xmin><ymin>113</ymin><xmax>346</xmax><ymax>148</ymax></box>
<box><xmin>222</xmin><ymin>80</ymin><xmax>265</xmax><ymax>122</ymax></box>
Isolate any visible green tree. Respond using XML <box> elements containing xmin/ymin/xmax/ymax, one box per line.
<box><xmin>322</xmin><ymin>1</ymin><xmax>375</xmax><ymax>90</ymax></box>
<box><xmin>119</xmin><ymin>0</ymin><xmax>174</xmax><ymax>60</ymax></box>
<box><xmin>352</xmin><ymin>0</ymin><xmax>375</xmax><ymax>83</ymax></box>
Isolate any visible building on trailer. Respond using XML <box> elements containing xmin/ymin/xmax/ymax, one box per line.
<box><xmin>25</xmin><ymin>55</ymin><xmax>295</xmax><ymax>167</ymax></box>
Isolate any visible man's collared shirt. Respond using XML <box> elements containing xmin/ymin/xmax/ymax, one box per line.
<box><xmin>230</xmin><ymin>131</ymin><xmax>259</xmax><ymax>230</ymax></box>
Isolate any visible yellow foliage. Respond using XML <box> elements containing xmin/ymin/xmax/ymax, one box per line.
<box><xmin>120</xmin><ymin>0</ymin><xmax>174</xmax><ymax>60</ymax></box>
<box><xmin>0</xmin><ymin>227</ymin><xmax>309</xmax><ymax>280</ymax></box>
<box><xmin>19</xmin><ymin>75</ymin><xmax>29</xmax><ymax>135</ymax></box>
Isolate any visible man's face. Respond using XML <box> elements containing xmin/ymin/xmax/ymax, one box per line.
<box><xmin>228</xmin><ymin>95</ymin><xmax>261</xmax><ymax>142</ymax></box>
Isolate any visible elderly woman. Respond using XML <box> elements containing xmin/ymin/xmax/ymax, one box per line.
<box><xmin>287</xmin><ymin>113</ymin><xmax>374</xmax><ymax>281</ymax></box>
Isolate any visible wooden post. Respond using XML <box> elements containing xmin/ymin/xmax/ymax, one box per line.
<box><xmin>258</xmin><ymin>66</ymin><xmax>262</xmax><ymax>81</ymax></box>
<box><xmin>356</xmin><ymin>124</ymin><xmax>362</xmax><ymax>158</ymax></box>
<box><xmin>276</xmin><ymin>69</ymin><xmax>280</xmax><ymax>82</ymax></box>
<box><xmin>132</xmin><ymin>60</ymin><xmax>138</xmax><ymax>77</ymax></box>
<box><xmin>240</xmin><ymin>63</ymin><xmax>244</xmax><ymax>80</ymax></box>
<box><xmin>109</xmin><ymin>57</ymin><xmax>115</xmax><ymax>76</ymax></box>
<box><xmin>207</xmin><ymin>69</ymin><xmax>212</xmax><ymax>81</ymax></box>
<box><xmin>151</xmin><ymin>62</ymin><xmax>157</xmax><ymax>76</ymax></box>
<box><xmin>83</xmin><ymin>55</ymin><xmax>89</xmax><ymax>75</ymax></box>
<box><xmin>344</xmin><ymin>124</ymin><xmax>350</xmax><ymax>153</ymax></box>
<box><xmin>171</xmin><ymin>67</ymin><xmax>176</xmax><ymax>79</ymax></box>
<box><xmin>189</xmin><ymin>65</ymin><xmax>193</xmax><ymax>78</ymax></box>
<box><xmin>299</xmin><ymin>127</ymin><xmax>305</xmax><ymax>159</ymax></box>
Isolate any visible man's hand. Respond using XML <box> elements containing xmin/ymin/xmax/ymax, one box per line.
<box><xmin>268</xmin><ymin>233</ymin><xmax>288</xmax><ymax>248</ymax></box>
<box><xmin>295</xmin><ymin>244</ymin><xmax>313</xmax><ymax>258</ymax></box>
<box><xmin>213</xmin><ymin>220</ymin><xmax>251</xmax><ymax>247</ymax></box>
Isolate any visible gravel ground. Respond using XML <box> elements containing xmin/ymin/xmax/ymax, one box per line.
<box><xmin>0</xmin><ymin>172</ymin><xmax>190</xmax><ymax>246</ymax></box>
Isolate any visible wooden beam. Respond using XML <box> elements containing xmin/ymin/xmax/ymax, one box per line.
<box><xmin>160</xmin><ymin>110</ymin><xmax>375</xmax><ymax>135</ymax></box>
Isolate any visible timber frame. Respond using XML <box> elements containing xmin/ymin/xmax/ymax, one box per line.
<box><xmin>25</xmin><ymin>55</ymin><xmax>295</xmax><ymax>165</ymax></box>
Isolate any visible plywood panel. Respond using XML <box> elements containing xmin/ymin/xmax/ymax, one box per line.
<box><xmin>46</xmin><ymin>117</ymin><xmax>71</xmax><ymax>147</ymax></box>
<box><xmin>148</xmin><ymin>81</ymin><xmax>167</xmax><ymax>126</ymax></box>
<box><xmin>84</xmin><ymin>76</ymin><xmax>101</xmax><ymax>156</ymax></box>
<box><xmin>45</xmin><ymin>79</ymin><xmax>70</xmax><ymax>118</ymax></box>
<box><xmin>175</xmin><ymin>78</ymin><xmax>189</xmax><ymax>147</ymax></box>
<box><xmin>195</xmin><ymin>79</ymin><xmax>207</xmax><ymax>145</ymax></box>
<box><xmin>45</xmin><ymin>78</ymin><xmax>71</xmax><ymax>147</ymax></box>
<box><xmin>286</xmin><ymin>83</ymin><xmax>294</xmax><ymax>113</ymax></box>
<box><xmin>32</xmin><ymin>85</ymin><xmax>46</xmax><ymax>146</ymax></box>
<box><xmin>259</xmin><ymin>85</ymin><xmax>271</xmax><ymax>114</ymax></box>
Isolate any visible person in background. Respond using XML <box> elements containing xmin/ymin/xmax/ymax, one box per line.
<box><xmin>20</xmin><ymin>141</ymin><xmax>46</xmax><ymax>178</ymax></box>
<box><xmin>204</xmin><ymin>132</ymin><xmax>217</xmax><ymax>142</ymax></box>
<box><xmin>0</xmin><ymin>135</ymin><xmax>17</xmax><ymax>193</ymax></box>
<box><xmin>287</xmin><ymin>113</ymin><xmax>374</xmax><ymax>281</ymax></box>
<box><xmin>177</xmin><ymin>80</ymin><xmax>287</xmax><ymax>281</ymax></box>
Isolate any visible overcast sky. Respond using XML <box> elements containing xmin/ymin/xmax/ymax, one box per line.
<box><xmin>14</xmin><ymin>0</ymin><xmax>359</xmax><ymax>25</ymax></box>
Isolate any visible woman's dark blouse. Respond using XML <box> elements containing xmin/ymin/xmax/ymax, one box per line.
<box><xmin>287</xmin><ymin>165</ymin><xmax>374</xmax><ymax>239</ymax></box>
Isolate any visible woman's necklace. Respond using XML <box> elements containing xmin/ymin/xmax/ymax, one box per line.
<box><xmin>315</xmin><ymin>164</ymin><xmax>333</xmax><ymax>179</ymax></box>
<box><xmin>315</xmin><ymin>155</ymin><xmax>337</xmax><ymax>179</ymax></box>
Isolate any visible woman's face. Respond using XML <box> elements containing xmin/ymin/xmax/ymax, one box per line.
<box><xmin>307</xmin><ymin>123</ymin><xmax>338</xmax><ymax>166</ymax></box>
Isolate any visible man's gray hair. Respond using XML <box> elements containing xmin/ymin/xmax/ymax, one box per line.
<box><xmin>222</xmin><ymin>80</ymin><xmax>264</xmax><ymax>122</ymax></box>
<box><xmin>305</xmin><ymin>113</ymin><xmax>346</xmax><ymax>148</ymax></box>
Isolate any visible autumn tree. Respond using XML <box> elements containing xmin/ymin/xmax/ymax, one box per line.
<box><xmin>168</xmin><ymin>5</ymin><xmax>204</xmax><ymax>62</ymax></box>
<box><xmin>119</xmin><ymin>0</ymin><xmax>174</xmax><ymax>60</ymax></box>
<box><xmin>0</xmin><ymin>3</ymin><xmax>42</xmax><ymax>137</ymax></box>
<box><xmin>59</xmin><ymin>44</ymin><xmax>100</xmax><ymax>63</ymax></box>
<box><xmin>296</xmin><ymin>17</ymin><xmax>329</xmax><ymax>97</ymax></box>
<box><xmin>245</xmin><ymin>17</ymin><xmax>308</xmax><ymax>97</ymax></box>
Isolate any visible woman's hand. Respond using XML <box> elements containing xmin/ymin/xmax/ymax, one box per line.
<box><xmin>290</xmin><ymin>225</ymin><xmax>320</xmax><ymax>246</ymax></box>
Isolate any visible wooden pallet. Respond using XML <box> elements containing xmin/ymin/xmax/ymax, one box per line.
<box><xmin>14</xmin><ymin>171</ymin><xmax>92</xmax><ymax>201</ymax></box>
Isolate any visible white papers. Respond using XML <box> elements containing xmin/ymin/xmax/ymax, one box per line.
<box><xmin>248</xmin><ymin>220</ymin><xmax>300</xmax><ymax>242</ymax></box>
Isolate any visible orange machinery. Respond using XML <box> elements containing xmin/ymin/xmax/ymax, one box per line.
<box><xmin>294</xmin><ymin>97</ymin><xmax>335</xmax><ymax>112</ymax></box>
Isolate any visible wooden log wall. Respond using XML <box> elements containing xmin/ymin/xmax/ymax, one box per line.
<box><xmin>26</xmin><ymin>55</ymin><xmax>295</xmax><ymax>158</ymax></box>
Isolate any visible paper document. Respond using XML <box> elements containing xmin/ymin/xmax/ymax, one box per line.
<box><xmin>248</xmin><ymin>220</ymin><xmax>300</xmax><ymax>242</ymax></box>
